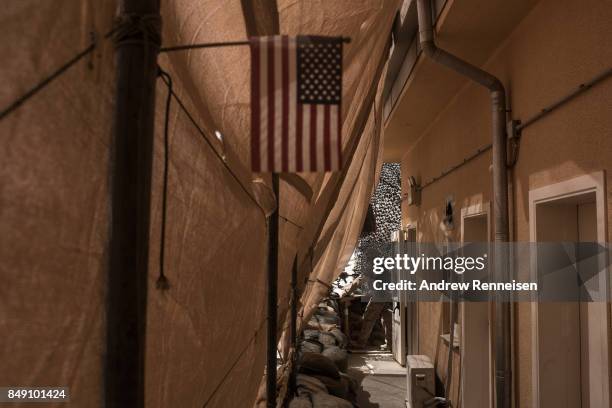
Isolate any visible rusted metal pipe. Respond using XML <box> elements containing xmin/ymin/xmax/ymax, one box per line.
<box><xmin>416</xmin><ymin>1</ymin><xmax>511</xmax><ymax>407</ymax></box>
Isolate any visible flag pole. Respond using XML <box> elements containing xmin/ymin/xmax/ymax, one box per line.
<box><xmin>159</xmin><ymin>37</ymin><xmax>350</xmax><ymax>53</ymax></box>
<box><xmin>289</xmin><ymin>256</ymin><xmax>298</xmax><ymax>396</ymax></box>
<box><xmin>267</xmin><ymin>174</ymin><xmax>280</xmax><ymax>408</ymax></box>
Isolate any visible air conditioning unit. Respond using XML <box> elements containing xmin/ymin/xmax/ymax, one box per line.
<box><xmin>406</xmin><ymin>355</ymin><xmax>435</xmax><ymax>408</ymax></box>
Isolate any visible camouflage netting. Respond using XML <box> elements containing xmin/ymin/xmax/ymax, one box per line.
<box><xmin>352</xmin><ymin>162</ymin><xmax>401</xmax><ymax>276</ymax></box>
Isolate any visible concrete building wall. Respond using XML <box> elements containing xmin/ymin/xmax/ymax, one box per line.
<box><xmin>399</xmin><ymin>0</ymin><xmax>612</xmax><ymax>406</ymax></box>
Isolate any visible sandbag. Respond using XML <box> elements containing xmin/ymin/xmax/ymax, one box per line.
<box><xmin>299</xmin><ymin>352</ymin><xmax>340</xmax><ymax>379</ymax></box>
<box><xmin>301</xmin><ymin>339</ymin><xmax>324</xmax><ymax>354</ymax></box>
<box><xmin>317</xmin><ymin>305</ymin><xmax>336</xmax><ymax>313</ymax></box>
<box><xmin>312</xmin><ymin>375</ymin><xmax>349</xmax><ymax>399</ymax></box>
<box><xmin>310</xmin><ymin>392</ymin><xmax>353</xmax><ymax>408</ymax></box>
<box><xmin>289</xmin><ymin>396</ymin><xmax>313</xmax><ymax>408</ymax></box>
<box><xmin>322</xmin><ymin>346</ymin><xmax>349</xmax><ymax>372</ymax></box>
<box><xmin>328</xmin><ymin>328</ymin><xmax>348</xmax><ymax>348</ymax></box>
<box><xmin>339</xmin><ymin>372</ymin><xmax>358</xmax><ymax>395</ymax></box>
<box><xmin>303</xmin><ymin>329</ymin><xmax>321</xmax><ymax>341</ymax></box>
<box><xmin>319</xmin><ymin>298</ymin><xmax>339</xmax><ymax>313</ymax></box>
<box><xmin>307</xmin><ymin>319</ymin><xmax>337</xmax><ymax>332</ymax></box>
<box><xmin>316</xmin><ymin>316</ymin><xmax>340</xmax><ymax>326</ymax></box>
<box><xmin>315</xmin><ymin>310</ymin><xmax>340</xmax><ymax>326</ymax></box>
<box><xmin>319</xmin><ymin>332</ymin><xmax>337</xmax><ymax>347</ymax></box>
<box><xmin>339</xmin><ymin>373</ymin><xmax>358</xmax><ymax>404</ymax></box>
<box><xmin>327</xmin><ymin>299</ymin><xmax>340</xmax><ymax>313</ymax></box>
<box><xmin>296</xmin><ymin>374</ymin><xmax>328</xmax><ymax>397</ymax></box>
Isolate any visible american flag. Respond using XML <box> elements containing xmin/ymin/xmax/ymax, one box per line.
<box><xmin>250</xmin><ymin>35</ymin><xmax>343</xmax><ymax>173</ymax></box>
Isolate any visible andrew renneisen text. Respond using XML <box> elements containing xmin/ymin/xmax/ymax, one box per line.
<box><xmin>370</xmin><ymin>253</ymin><xmax>537</xmax><ymax>292</ymax></box>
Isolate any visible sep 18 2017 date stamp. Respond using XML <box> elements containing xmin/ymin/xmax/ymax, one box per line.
<box><xmin>0</xmin><ymin>387</ymin><xmax>69</xmax><ymax>403</ymax></box>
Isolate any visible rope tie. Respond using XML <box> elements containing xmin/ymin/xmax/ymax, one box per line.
<box><xmin>112</xmin><ymin>13</ymin><xmax>162</xmax><ymax>49</ymax></box>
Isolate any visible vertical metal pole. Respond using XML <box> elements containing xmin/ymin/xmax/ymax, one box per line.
<box><xmin>267</xmin><ymin>174</ymin><xmax>279</xmax><ymax>408</ymax></box>
<box><xmin>289</xmin><ymin>257</ymin><xmax>298</xmax><ymax>395</ymax></box>
<box><xmin>492</xmin><ymin>90</ymin><xmax>512</xmax><ymax>408</ymax></box>
<box><xmin>106</xmin><ymin>1</ymin><xmax>160</xmax><ymax>407</ymax></box>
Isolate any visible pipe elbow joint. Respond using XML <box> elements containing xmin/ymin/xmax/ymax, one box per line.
<box><xmin>490</xmin><ymin>78</ymin><xmax>505</xmax><ymax>94</ymax></box>
<box><xmin>488</xmin><ymin>74</ymin><xmax>506</xmax><ymax>94</ymax></box>
<box><xmin>489</xmin><ymin>81</ymin><xmax>506</xmax><ymax>105</ymax></box>
<box><xmin>420</xmin><ymin>41</ymin><xmax>437</xmax><ymax>58</ymax></box>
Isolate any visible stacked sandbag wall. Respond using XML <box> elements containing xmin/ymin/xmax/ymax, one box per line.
<box><xmin>288</xmin><ymin>296</ymin><xmax>358</xmax><ymax>408</ymax></box>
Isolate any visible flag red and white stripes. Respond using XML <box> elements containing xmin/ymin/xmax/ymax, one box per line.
<box><xmin>250</xmin><ymin>35</ymin><xmax>343</xmax><ymax>173</ymax></box>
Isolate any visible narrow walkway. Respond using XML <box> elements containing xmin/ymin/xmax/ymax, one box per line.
<box><xmin>347</xmin><ymin>352</ymin><xmax>406</xmax><ymax>408</ymax></box>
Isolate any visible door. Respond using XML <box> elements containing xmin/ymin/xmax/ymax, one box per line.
<box><xmin>536</xmin><ymin>200</ymin><xmax>584</xmax><ymax>407</ymax></box>
<box><xmin>405</xmin><ymin>227</ymin><xmax>418</xmax><ymax>356</ymax></box>
<box><xmin>531</xmin><ymin>183</ymin><xmax>609</xmax><ymax>408</ymax></box>
<box><xmin>391</xmin><ymin>230</ymin><xmax>407</xmax><ymax>365</ymax></box>
<box><xmin>460</xmin><ymin>209</ymin><xmax>491</xmax><ymax>408</ymax></box>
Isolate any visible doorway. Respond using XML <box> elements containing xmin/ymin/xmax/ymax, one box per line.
<box><xmin>529</xmin><ymin>172</ymin><xmax>610</xmax><ymax>408</ymax></box>
<box><xmin>391</xmin><ymin>229</ymin><xmax>407</xmax><ymax>366</ymax></box>
<box><xmin>460</xmin><ymin>203</ymin><xmax>491</xmax><ymax>408</ymax></box>
<box><xmin>405</xmin><ymin>226</ymin><xmax>418</xmax><ymax>357</ymax></box>
<box><xmin>391</xmin><ymin>226</ymin><xmax>418</xmax><ymax>366</ymax></box>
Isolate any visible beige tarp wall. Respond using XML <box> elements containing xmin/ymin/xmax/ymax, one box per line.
<box><xmin>0</xmin><ymin>1</ymin><xmax>398</xmax><ymax>407</ymax></box>
<box><xmin>1</xmin><ymin>2</ymin><xmax>116</xmax><ymax>408</ymax></box>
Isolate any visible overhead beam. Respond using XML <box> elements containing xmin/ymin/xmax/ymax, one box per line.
<box><xmin>240</xmin><ymin>0</ymin><xmax>280</xmax><ymax>37</ymax></box>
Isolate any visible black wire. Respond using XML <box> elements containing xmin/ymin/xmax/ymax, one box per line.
<box><xmin>0</xmin><ymin>44</ymin><xmax>96</xmax><ymax>120</ymax></box>
<box><xmin>156</xmin><ymin>68</ymin><xmax>173</xmax><ymax>290</ymax></box>
<box><xmin>156</xmin><ymin>71</ymin><xmax>281</xmax><ymax>403</ymax></box>
<box><xmin>2</xmin><ymin>35</ymin><xmax>267</xmax><ymax>220</ymax></box>
<box><xmin>0</xmin><ymin>29</ymin><xmax>115</xmax><ymax>121</ymax></box>
<box><xmin>280</xmin><ymin>215</ymin><xmax>303</xmax><ymax>229</ymax></box>
<box><xmin>155</xmin><ymin>68</ymin><xmax>287</xmax><ymax>406</ymax></box>
<box><xmin>157</xmin><ymin>66</ymin><xmax>264</xmax><ymax>213</ymax></box>
<box><xmin>201</xmin><ymin>311</ymin><xmax>267</xmax><ymax>407</ymax></box>
<box><xmin>200</xmin><ymin>290</ymin><xmax>292</xmax><ymax>407</ymax></box>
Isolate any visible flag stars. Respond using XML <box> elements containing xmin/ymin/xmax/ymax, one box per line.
<box><xmin>297</xmin><ymin>37</ymin><xmax>342</xmax><ymax>104</ymax></box>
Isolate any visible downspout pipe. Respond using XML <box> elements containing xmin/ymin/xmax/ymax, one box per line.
<box><xmin>415</xmin><ymin>1</ymin><xmax>511</xmax><ymax>408</ymax></box>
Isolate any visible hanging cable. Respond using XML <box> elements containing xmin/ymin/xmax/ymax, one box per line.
<box><xmin>157</xmin><ymin>67</ymin><xmax>265</xmax><ymax>214</ymax></box>
<box><xmin>156</xmin><ymin>67</ymin><xmax>173</xmax><ymax>290</ymax></box>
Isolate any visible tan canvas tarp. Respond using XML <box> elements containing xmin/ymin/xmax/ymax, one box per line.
<box><xmin>0</xmin><ymin>1</ymin><xmax>398</xmax><ymax>407</ymax></box>
<box><xmin>1</xmin><ymin>2</ymin><xmax>116</xmax><ymax>407</ymax></box>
